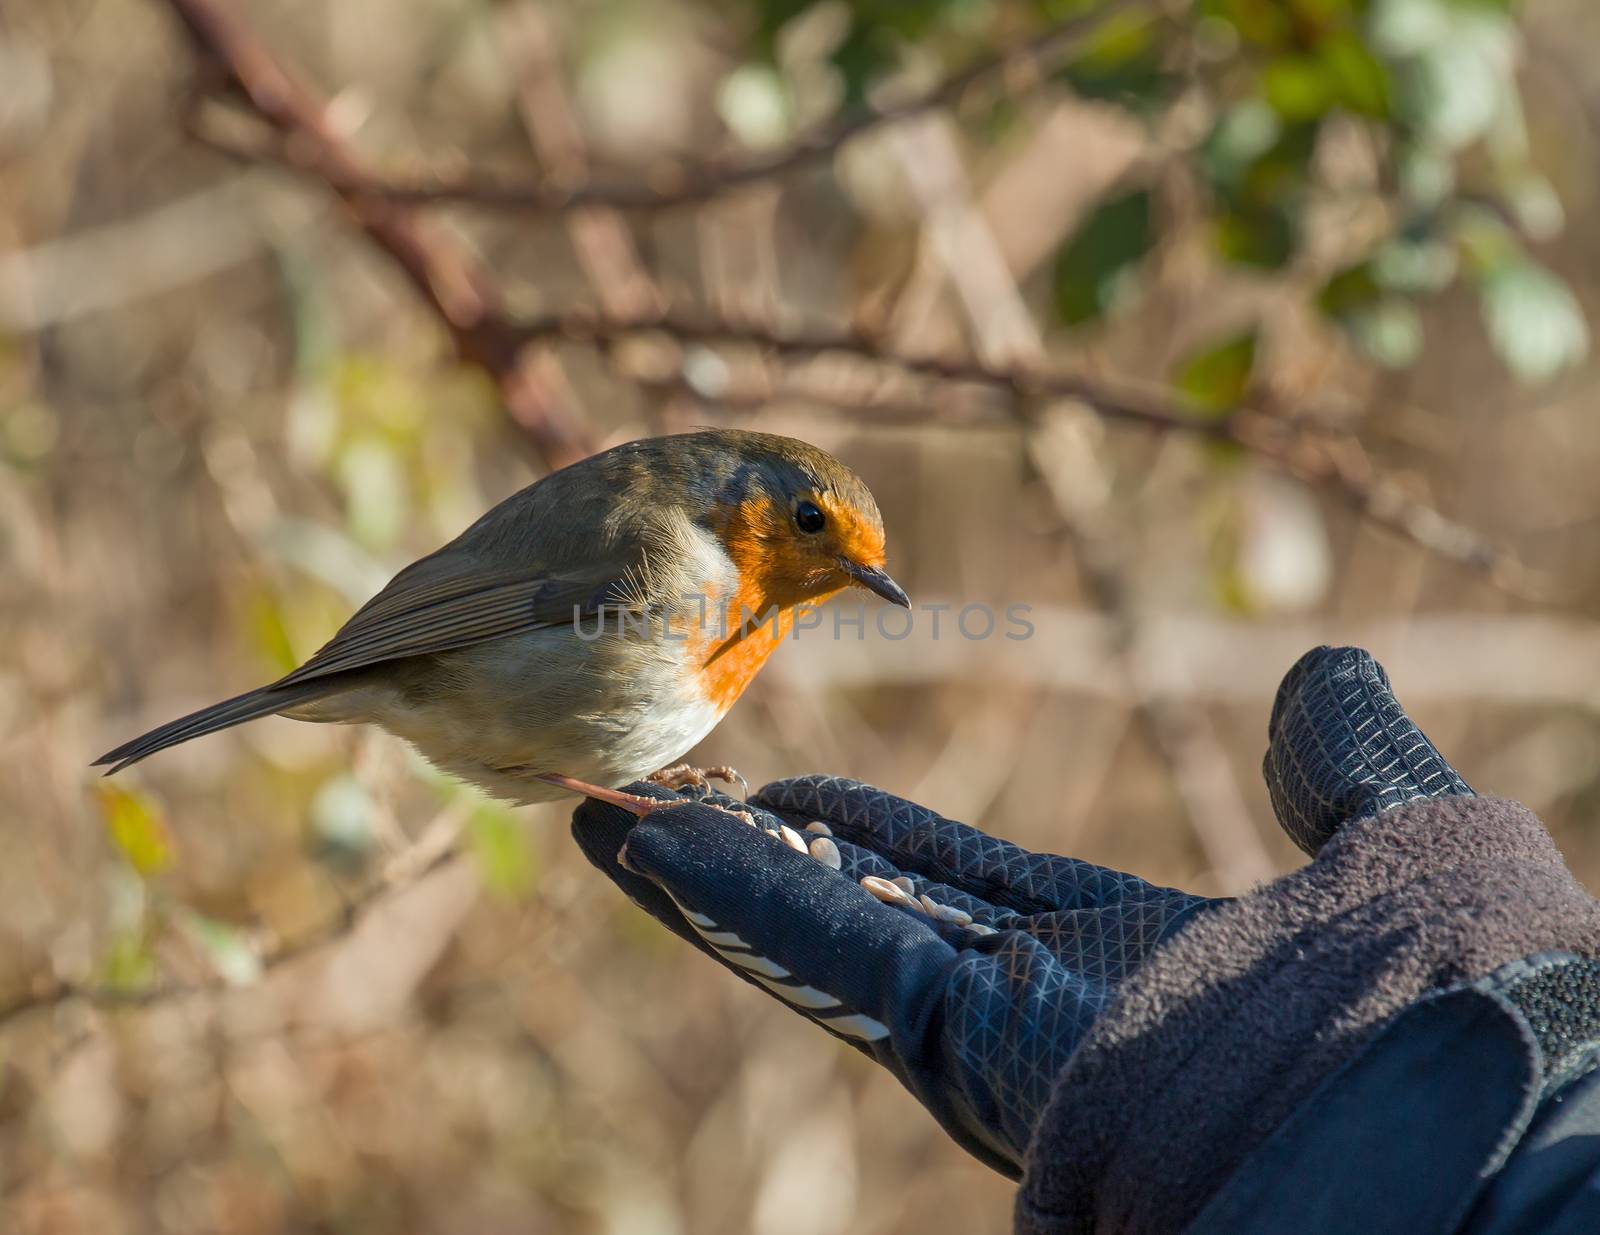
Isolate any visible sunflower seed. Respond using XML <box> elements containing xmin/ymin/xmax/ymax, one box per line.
<box><xmin>808</xmin><ymin>836</ymin><xmax>842</xmax><ymax>869</ymax></box>
<box><xmin>764</xmin><ymin>828</ymin><xmax>780</xmax><ymax>840</ymax></box>
<box><xmin>861</xmin><ymin>875</ymin><xmax>918</xmax><ymax>909</ymax></box>
<box><xmin>891</xmin><ymin>876</ymin><xmax>916</xmax><ymax>897</ymax></box>
<box><xmin>804</xmin><ymin>821</ymin><xmax>834</xmax><ymax>836</ymax></box>
<box><xmin>779</xmin><ymin>824</ymin><xmax>809</xmax><ymax>854</ymax></box>
<box><xmin>917</xmin><ymin>894</ymin><xmax>974</xmax><ymax>926</ymax></box>
<box><xmin>966</xmin><ymin>922</ymin><xmax>998</xmax><ymax>936</ymax></box>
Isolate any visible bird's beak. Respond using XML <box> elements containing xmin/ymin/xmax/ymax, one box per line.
<box><xmin>841</xmin><ymin>559</ymin><xmax>911</xmax><ymax>608</ymax></box>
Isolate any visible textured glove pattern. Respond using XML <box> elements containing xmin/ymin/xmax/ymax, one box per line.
<box><xmin>1264</xmin><ymin>645</ymin><xmax>1474</xmax><ymax>856</ymax></box>
<box><xmin>574</xmin><ymin>775</ymin><xmax>1211</xmax><ymax>1174</ymax></box>
<box><xmin>755</xmin><ymin>775</ymin><xmax>1211</xmax><ymax>1164</ymax></box>
<box><xmin>756</xmin><ymin>776</ymin><xmax>1207</xmax><ymax>990</ymax></box>
<box><xmin>575</xmin><ymin>644</ymin><xmax>1486</xmax><ymax>1186</ymax></box>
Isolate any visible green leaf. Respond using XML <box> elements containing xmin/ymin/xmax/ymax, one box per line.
<box><xmin>1317</xmin><ymin>262</ymin><xmax>1383</xmax><ymax>318</ymax></box>
<box><xmin>1262</xmin><ymin>57</ymin><xmax>1334</xmax><ymax>122</ymax></box>
<box><xmin>1372</xmin><ymin>230</ymin><xmax>1458</xmax><ymax>293</ymax></box>
<box><xmin>1205</xmin><ymin>0</ymin><xmax>1295</xmax><ymax>49</ymax></box>
<box><xmin>1320</xmin><ymin>36</ymin><xmax>1391</xmax><ymax>117</ymax></box>
<box><xmin>1396</xmin><ymin>142</ymin><xmax>1456</xmax><ymax>207</ymax></box>
<box><xmin>469</xmin><ymin>804</ymin><xmax>537</xmax><ymax>901</ymax></box>
<box><xmin>1202</xmin><ymin>101</ymin><xmax>1282</xmax><ymax>191</ymax></box>
<box><xmin>1239</xmin><ymin>122</ymin><xmax>1320</xmax><ymax>207</ymax></box>
<box><xmin>1379</xmin><ymin>0</ymin><xmax>1519</xmax><ymax>151</ymax></box>
<box><xmin>804</xmin><ymin>1</ymin><xmax>971</xmax><ymax>107</ymax></box>
<box><xmin>1204</xmin><ymin>115</ymin><xmax>1317</xmax><ymax>271</ymax></box>
<box><xmin>829</xmin><ymin>25</ymin><xmax>892</xmax><ymax>108</ymax></box>
<box><xmin>1318</xmin><ymin>262</ymin><xmax>1425</xmax><ymax>369</ymax></box>
<box><xmin>99</xmin><ymin>926</ymin><xmax>158</xmax><ymax>993</ymax></box>
<box><xmin>1061</xmin><ymin>12</ymin><xmax>1172</xmax><ymax>109</ymax></box>
<box><xmin>96</xmin><ymin>784</ymin><xmax>174</xmax><ymax>877</ymax></box>
<box><xmin>309</xmin><ymin>773</ymin><xmax>375</xmax><ymax>870</ymax></box>
<box><xmin>1174</xmin><ymin>330</ymin><xmax>1260</xmax><ymax>414</ymax></box>
<box><xmin>247</xmin><ymin>586</ymin><xmax>301</xmax><ymax>677</ymax></box>
<box><xmin>1503</xmin><ymin>174</ymin><xmax>1565</xmax><ymax>241</ymax></box>
<box><xmin>175</xmin><ymin>910</ymin><xmax>262</xmax><ymax>986</ymax></box>
<box><xmin>1214</xmin><ymin>206</ymin><xmax>1297</xmax><ymax>269</ymax></box>
<box><xmin>1479</xmin><ymin>261</ymin><xmax>1589</xmax><ymax>384</ymax></box>
<box><xmin>1349</xmin><ymin>299</ymin><xmax>1425</xmax><ymax>369</ymax></box>
<box><xmin>1052</xmin><ymin>188</ymin><xmax>1153</xmax><ymax>325</ymax></box>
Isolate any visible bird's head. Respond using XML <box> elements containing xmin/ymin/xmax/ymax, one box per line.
<box><xmin>688</xmin><ymin>431</ymin><xmax>909</xmax><ymax>613</ymax></box>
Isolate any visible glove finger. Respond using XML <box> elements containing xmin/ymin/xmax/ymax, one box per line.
<box><xmin>570</xmin><ymin>783</ymin><xmax>742</xmax><ymax>962</ymax></box>
<box><xmin>622</xmin><ymin>802</ymin><xmax>1125</xmax><ymax>1174</ymax></box>
<box><xmin>617</xmin><ymin>799</ymin><xmax>960</xmax><ymax>1044</ymax></box>
<box><xmin>1264</xmin><ymin>645</ymin><xmax>1473</xmax><ymax>856</ymax></box>
<box><xmin>757</xmin><ymin>775</ymin><xmax>1186</xmax><ymax>916</ymax></box>
<box><xmin>603</xmin><ymin>798</ymin><xmax>1186</xmax><ymax>1174</ymax></box>
<box><xmin>941</xmin><ymin>930</ymin><xmax>1112</xmax><ymax>1160</ymax></box>
<box><xmin>773</xmin><ymin>786</ymin><xmax>1216</xmax><ymax>964</ymax></box>
<box><xmin>828</xmin><ymin>823</ymin><xmax>1214</xmax><ymax>966</ymax></box>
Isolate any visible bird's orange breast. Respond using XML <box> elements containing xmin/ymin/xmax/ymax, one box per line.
<box><xmin>687</xmin><ymin>494</ymin><xmax>848</xmax><ymax>713</ymax></box>
<box><xmin>685</xmin><ymin>570</ymin><xmax>837</xmax><ymax>715</ymax></box>
<box><xmin>692</xmin><ymin>603</ymin><xmax>796</xmax><ymax>714</ymax></box>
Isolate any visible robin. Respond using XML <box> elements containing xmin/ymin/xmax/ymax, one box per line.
<box><xmin>94</xmin><ymin>429</ymin><xmax>909</xmax><ymax>815</ymax></box>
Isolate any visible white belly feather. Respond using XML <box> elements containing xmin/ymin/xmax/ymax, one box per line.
<box><xmin>319</xmin><ymin>519</ymin><xmax>742</xmax><ymax>804</ymax></box>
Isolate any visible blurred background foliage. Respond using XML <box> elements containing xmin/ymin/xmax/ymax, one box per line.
<box><xmin>3</xmin><ymin>0</ymin><xmax>1600</xmax><ymax>1232</ymax></box>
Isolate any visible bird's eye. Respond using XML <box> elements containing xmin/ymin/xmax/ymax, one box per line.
<box><xmin>794</xmin><ymin>500</ymin><xmax>826</xmax><ymax>534</ymax></box>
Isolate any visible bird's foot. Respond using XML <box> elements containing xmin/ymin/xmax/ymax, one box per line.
<box><xmin>646</xmin><ymin>762</ymin><xmax>749</xmax><ymax>799</ymax></box>
<box><xmin>535</xmin><ymin>771</ymin><xmax>749</xmax><ymax>821</ymax></box>
<box><xmin>533</xmin><ymin>772</ymin><xmax>684</xmax><ymax>817</ymax></box>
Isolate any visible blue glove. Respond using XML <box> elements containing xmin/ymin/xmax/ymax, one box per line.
<box><xmin>572</xmin><ymin>645</ymin><xmax>1475</xmax><ymax>1176</ymax></box>
<box><xmin>1264</xmin><ymin>644</ymin><xmax>1473</xmax><ymax>855</ymax></box>
<box><xmin>571</xmin><ymin>776</ymin><xmax>1212</xmax><ymax>1175</ymax></box>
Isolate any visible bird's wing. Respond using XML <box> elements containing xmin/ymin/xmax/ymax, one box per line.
<box><xmin>274</xmin><ymin>548</ymin><xmax>647</xmax><ymax>689</ymax></box>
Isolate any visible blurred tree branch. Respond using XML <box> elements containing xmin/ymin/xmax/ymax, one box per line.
<box><xmin>510</xmin><ymin>306</ymin><xmax>1543</xmax><ymax>599</ymax></box>
<box><xmin>877</xmin><ymin>111</ymin><xmax>1274</xmax><ymax>888</ymax></box>
<box><xmin>160</xmin><ymin>0</ymin><xmax>1540</xmax><ymax>599</ymax></box>
<box><xmin>166</xmin><ymin>0</ymin><xmax>596</xmax><ymax>469</ymax></box>
<box><xmin>502</xmin><ymin>2</ymin><xmax>664</xmax><ymax>320</ymax></box>
<box><xmin>0</xmin><ymin>813</ymin><xmax>464</xmax><ymax>1029</ymax></box>
<box><xmin>183</xmin><ymin>1</ymin><xmax>1138</xmax><ymax>214</ymax></box>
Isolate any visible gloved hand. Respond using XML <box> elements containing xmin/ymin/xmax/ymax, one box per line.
<box><xmin>1264</xmin><ymin>644</ymin><xmax>1473</xmax><ymax>854</ymax></box>
<box><xmin>572</xmin><ymin>775</ymin><xmax>1211</xmax><ymax>1175</ymax></box>
<box><xmin>571</xmin><ymin>645</ymin><xmax>1474</xmax><ymax>1176</ymax></box>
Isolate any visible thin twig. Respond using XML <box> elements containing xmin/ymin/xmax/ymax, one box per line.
<box><xmin>517</xmin><ymin>306</ymin><xmax>1246</xmax><ymax>432</ymax></box>
<box><xmin>161</xmin><ymin>3</ymin><xmax>1532</xmax><ymax>596</ymax></box>
<box><xmin>165</xmin><ymin>0</ymin><xmax>595</xmax><ymax>468</ymax></box>
<box><xmin>185</xmin><ymin>2</ymin><xmax>1139</xmax><ymax>214</ymax></box>
<box><xmin>880</xmin><ymin>112</ymin><xmax>1274</xmax><ymax>886</ymax></box>
<box><xmin>0</xmin><ymin>839</ymin><xmax>464</xmax><ymax>1030</ymax></box>
<box><xmin>511</xmin><ymin>306</ymin><xmax>1543</xmax><ymax>596</ymax></box>
<box><xmin>504</xmin><ymin>2</ymin><xmax>663</xmax><ymax>317</ymax></box>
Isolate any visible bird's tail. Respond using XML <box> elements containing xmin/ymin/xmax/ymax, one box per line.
<box><xmin>92</xmin><ymin>679</ymin><xmax>338</xmax><ymax>775</ymax></box>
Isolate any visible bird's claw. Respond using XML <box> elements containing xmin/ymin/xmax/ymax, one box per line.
<box><xmin>540</xmin><ymin>771</ymin><xmax>753</xmax><ymax>823</ymax></box>
<box><xmin>646</xmin><ymin>763</ymin><xmax>749</xmax><ymax>799</ymax></box>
